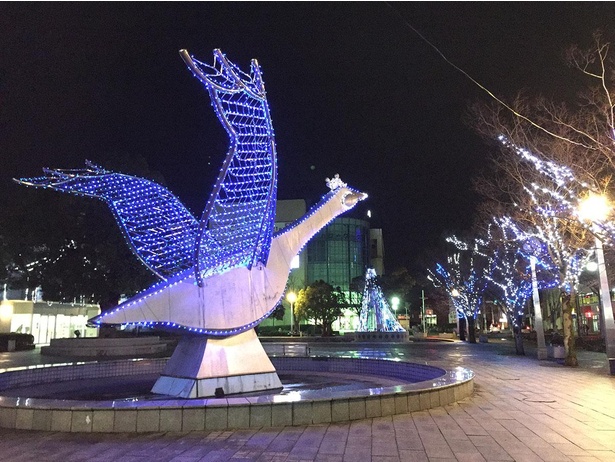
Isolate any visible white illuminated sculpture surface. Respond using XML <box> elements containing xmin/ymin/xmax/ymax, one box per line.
<box><xmin>16</xmin><ymin>49</ymin><xmax>367</xmax><ymax>397</ymax></box>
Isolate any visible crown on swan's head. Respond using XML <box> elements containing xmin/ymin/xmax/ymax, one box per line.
<box><xmin>326</xmin><ymin>174</ymin><xmax>347</xmax><ymax>191</ymax></box>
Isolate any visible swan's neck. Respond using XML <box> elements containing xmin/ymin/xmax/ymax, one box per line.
<box><xmin>272</xmin><ymin>192</ymin><xmax>343</xmax><ymax>260</ymax></box>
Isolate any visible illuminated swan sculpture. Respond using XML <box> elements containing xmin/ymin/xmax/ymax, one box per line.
<box><xmin>16</xmin><ymin>49</ymin><xmax>367</xmax><ymax>397</ymax></box>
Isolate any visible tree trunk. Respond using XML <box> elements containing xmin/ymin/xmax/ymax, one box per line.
<box><xmin>513</xmin><ymin>315</ymin><xmax>525</xmax><ymax>355</ymax></box>
<box><xmin>459</xmin><ymin>316</ymin><xmax>467</xmax><ymax>342</ymax></box>
<box><xmin>561</xmin><ymin>291</ymin><xmax>578</xmax><ymax>367</ymax></box>
<box><xmin>467</xmin><ymin>317</ymin><xmax>477</xmax><ymax>344</ymax></box>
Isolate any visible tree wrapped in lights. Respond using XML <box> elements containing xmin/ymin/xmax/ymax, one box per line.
<box><xmin>487</xmin><ymin>217</ymin><xmax>558</xmax><ymax>355</ymax></box>
<box><xmin>358</xmin><ymin>268</ymin><xmax>405</xmax><ymax>333</ymax></box>
<box><xmin>428</xmin><ymin>236</ymin><xmax>492</xmax><ymax>343</ymax></box>
<box><xmin>471</xmin><ymin>32</ymin><xmax>615</xmax><ymax>367</ymax></box>
<box><xmin>474</xmin><ymin>133</ymin><xmax>594</xmax><ymax>365</ymax></box>
<box><xmin>495</xmin><ymin>139</ymin><xmax>594</xmax><ymax>365</ymax></box>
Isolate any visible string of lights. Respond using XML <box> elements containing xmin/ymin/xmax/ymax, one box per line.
<box><xmin>496</xmin><ymin>136</ymin><xmax>595</xmax><ymax>292</ymax></box>
<box><xmin>428</xmin><ymin>236</ymin><xmax>492</xmax><ymax>320</ymax></box>
<box><xmin>487</xmin><ymin>220</ymin><xmax>538</xmax><ymax>328</ymax></box>
<box><xmin>181</xmin><ymin>49</ymin><xmax>277</xmax><ymax>286</ymax></box>
<box><xmin>16</xmin><ymin>161</ymin><xmax>199</xmax><ymax>279</ymax></box>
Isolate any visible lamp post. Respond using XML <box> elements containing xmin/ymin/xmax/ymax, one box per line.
<box><xmin>286</xmin><ymin>291</ymin><xmax>297</xmax><ymax>336</ymax></box>
<box><xmin>421</xmin><ymin>290</ymin><xmax>427</xmax><ymax>334</ymax></box>
<box><xmin>578</xmin><ymin>194</ymin><xmax>615</xmax><ymax>375</ymax></box>
<box><xmin>529</xmin><ymin>255</ymin><xmax>548</xmax><ymax>360</ymax></box>
<box><xmin>451</xmin><ymin>288</ymin><xmax>461</xmax><ymax>338</ymax></box>
<box><xmin>522</xmin><ymin>236</ymin><xmax>548</xmax><ymax>359</ymax></box>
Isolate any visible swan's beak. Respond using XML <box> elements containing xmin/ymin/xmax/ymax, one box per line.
<box><xmin>343</xmin><ymin>191</ymin><xmax>368</xmax><ymax>208</ymax></box>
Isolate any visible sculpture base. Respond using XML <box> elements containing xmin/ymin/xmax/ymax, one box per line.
<box><xmin>152</xmin><ymin>329</ymin><xmax>282</xmax><ymax>398</ymax></box>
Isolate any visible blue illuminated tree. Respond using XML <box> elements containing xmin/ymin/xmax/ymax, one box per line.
<box><xmin>470</xmin><ymin>33</ymin><xmax>615</xmax><ymax>369</ymax></box>
<box><xmin>487</xmin><ymin>219</ymin><xmax>540</xmax><ymax>355</ymax></box>
<box><xmin>428</xmin><ymin>236</ymin><xmax>492</xmax><ymax>343</ymax></box>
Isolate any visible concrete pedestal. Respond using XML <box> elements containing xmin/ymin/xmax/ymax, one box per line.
<box><xmin>152</xmin><ymin>329</ymin><xmax>282</xmax><ymax>398</ymax></box>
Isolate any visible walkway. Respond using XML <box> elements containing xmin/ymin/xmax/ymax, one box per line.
<box><xmin>0</xmin><ymin>339</ymin><xmax>614</xmax><ymax>462</ymax></box>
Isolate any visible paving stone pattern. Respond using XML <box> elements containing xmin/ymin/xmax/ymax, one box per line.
<box><xmin>0</xmin><ymin>339</ymin><xmax>614</xmax><ymax>461</ymax></box>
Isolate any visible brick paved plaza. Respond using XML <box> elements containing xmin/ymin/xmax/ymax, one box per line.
<box><xmin>0</xmin><ymin>339</ymin><xmax>614</xmax><ymax>462</ymax></box>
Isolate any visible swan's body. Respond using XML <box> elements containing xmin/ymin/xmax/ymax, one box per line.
<box><xmin>91</xmin><ymin>185</ymin><xmax>366</xmax><ymax>333</ymax></box>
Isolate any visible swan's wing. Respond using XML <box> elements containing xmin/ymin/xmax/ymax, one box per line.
<box><xmin>14</xmin><ymin>161</ymin><xmax>199</xmax><ymax>279</ymax></box>
<box><xmin>181</xmin><ymin>49</ymin><xmax>277</xmax><ymax>285</ymax></box>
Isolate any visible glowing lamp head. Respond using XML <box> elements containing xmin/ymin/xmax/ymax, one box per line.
<box><xmin>585</xmin><ymin>261</ymin><xmax>598</xmax><ymax>272</ymax></box>
<box><xmin>578</xmin><ymin>194</ymin><xmax>611</xmax><ymax>223</ymax></box>
<box><xmin>286</xmin><ymin>291</ymin><xmax>297</xmax><ymax>303</ymax></box>
<box><xmin>391</xmin><ymin>296</ymin><xmax>400</xmax><ymax>310</ymax></box>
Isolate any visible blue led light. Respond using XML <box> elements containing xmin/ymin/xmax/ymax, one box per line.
<box><xmin>428</xmin><ymin>237</ymin><xmax>492</xmax><ymax>320</ymax></box>
<box><xmin>16</xmin><ymin>161</ymin><xmax>199</xmax><ymax>279</ymax></box>
<box><xmin>15</xmin><ymin>49</ymin><xmax>278</xmax><ymax>287</ymax></box>
<box><xmin>487</xmin><ymin>231</ymin><xmax>534</xmax><ymax>327</ymax></box>
<box><xmin>182</xmin><ymin>49</ymin><xmax>277</xmax><ymax>285</ymax></box>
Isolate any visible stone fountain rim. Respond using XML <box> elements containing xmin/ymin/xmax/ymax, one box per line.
<box><xmin>0</xmin><ymin>356</ymin><xmax>473</xmax><ymax>410</ymax></box>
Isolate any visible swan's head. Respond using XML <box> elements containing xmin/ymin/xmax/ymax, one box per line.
<box><xmin>325</xmin><ymin>174</ymin><xmax>368</xmax><ymax>211</ymax></box>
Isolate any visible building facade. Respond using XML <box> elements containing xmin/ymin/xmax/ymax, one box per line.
<box><xmin>260</xmin><ymin>199</ymin><xmax>383</xmax><ymax>334</ymax></box>
<box><xmin>0</xmin><ymin>299</ymin><xmax>99</xmax><ymax>343</ymax></box>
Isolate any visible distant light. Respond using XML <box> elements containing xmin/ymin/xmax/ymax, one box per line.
<box><xmin>586</xmin><ymin>261</ymin><xmax>598</xmax><ymax>272</ymax></box>
<box><xmin>367</xmin><ymin>210</ymin><xmax>372</xmax><ymax>218</ymax></box>
<box><xmin>290</xmin><ymin>255</ymin><xmax>300</xmax><ymax>269</ymax></box>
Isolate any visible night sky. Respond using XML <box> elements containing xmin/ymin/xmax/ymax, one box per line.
<box><xmin>2</xmin><ymin>3</ymin><xmax>614</xmax><ymax>273</ymax></box>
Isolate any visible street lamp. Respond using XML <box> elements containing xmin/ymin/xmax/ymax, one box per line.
<box><xmin>450</xmin><ymin>289</ymin><xmax>460</xmax><ymax>338</ymax></box>
<box><xmin>286</xmin><ymin>291</ymin><xmax>297</xmax><ymax>336</ymax></box>
<box><xmin>586</xmin><ymin>260</ymin><xmax>598</xmax><ymax>272</ymax></box>
<box><xmin>391</xmin><ymin>296</ymin><xmax>399</xmax><ymax>317</ymax></box>
<box><xmin>578</xmin><ymin>193</ymin><xmax>615</xmax><ymax>374</ymax></box>
<box><xmin>529</xmin><ymin>255</ymin><xmax>548</xmax><ymax>360</ymax></box>
<box><xmin>421</xmin><ymin>290</ymin><xmax>427</xmax><ymax>334</ymax></box>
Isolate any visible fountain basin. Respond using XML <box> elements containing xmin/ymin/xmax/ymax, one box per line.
<box><xmin>354</xmin><ymin>331</ymin><xmax>409</xmax><ymax>342</ymax></box>
<box><xmin>0</xmin><ymin>356</ymin><xmax>473</xmax><ymax>433</ymax></box>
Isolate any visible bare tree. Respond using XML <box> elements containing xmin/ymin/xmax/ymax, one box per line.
<box><xmin>468</xmin><ymin>32</ymin><xmax>615</xmax><ymax>366</ymax></box>
<box><xmin>428</xmin><ymin>235</ymin><xmax>492</xmax><ymax>343</ymax></box>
